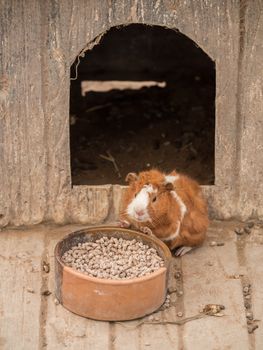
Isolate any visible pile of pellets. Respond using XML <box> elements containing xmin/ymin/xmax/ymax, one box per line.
<box><xmin>62</xmin><ymin>235</ymin><xmax>165</xmax><ymax>280</ymax></box>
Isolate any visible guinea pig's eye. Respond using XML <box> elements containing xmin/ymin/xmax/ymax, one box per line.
<box><xmin>152</xmin><ymin>196</ymin><xmax>157</xmax><ymax>203</ymax></box>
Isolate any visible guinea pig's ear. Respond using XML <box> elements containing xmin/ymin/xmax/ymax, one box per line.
<box><xmin>125</xmin><ymin>172</ymin><xmax>138</xmax><ymax>184</ymax></box>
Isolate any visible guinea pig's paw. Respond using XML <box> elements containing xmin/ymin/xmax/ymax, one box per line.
<box><xmin>139</xmin><ymin>226</ymin><xmax>154</xmax><ymax>236</ymax></box>
<box><xmin>117</xmin><ymin>220</ymin><xmax>131</xmax><ymax>228</ymax></box>
<box><xmin>174</xmin><ymin>246</ymin><xmax>193</xmax><ymax>257</ymax></box>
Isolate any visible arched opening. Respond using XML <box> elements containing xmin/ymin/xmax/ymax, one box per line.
<box><xmin>70</xmin><ymin>24</ymin><xmax>215</xmax><ymax>186</ymax></box>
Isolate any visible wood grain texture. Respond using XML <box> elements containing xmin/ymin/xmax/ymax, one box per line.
<box><xmin>0</xmin><ymin>0</ymin><xmax>46</xmax><ymax>226</ymax></box>
<box><xmin>237</xmin><ymin>1</ymin><xmax>263</xmax><ymax>218</ymax></box>
<box><xmin>0</xmin><ymin>0</ymin><xmax>261</xmax><ymax>226</ymax></box>
<box><xmin>0</xmin><ymin>228</ymin><xmax>44</xmax><ymax>349</ymax></box>
<box><xmin>183</xmin><ymin>222</ymin><xmax>249</xmax><ymax>349</ymax></box>
<box><xmin>1</xmin><ymin>221</ymin><xmax>261</xmax><ymax>349</ymax></box>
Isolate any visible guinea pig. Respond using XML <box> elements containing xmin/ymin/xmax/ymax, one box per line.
<box><xmin>119</xmin><ymin>169</ymin><xmax>209</xmax><ymax>256</ymax></box>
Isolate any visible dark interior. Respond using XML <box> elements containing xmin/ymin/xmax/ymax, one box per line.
<box><xmin>70</xmin><ymin>24</ymin><xmax>215</xmax><ymax>186</ymax></box>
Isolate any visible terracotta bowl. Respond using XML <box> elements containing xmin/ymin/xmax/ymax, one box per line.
<box><xmin>54</xmin><ymin>226</ymin><xmax>172</xmax><ymax>321</ymax></box>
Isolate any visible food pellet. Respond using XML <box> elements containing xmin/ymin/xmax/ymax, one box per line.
<box><xmin>62</xmin><ymin>235</ymin><xmax>165</xmax><ymax>280</ymax></box>
<box><xmin>243</xmin><ymin>286</ymin><xmax>250</xmax><ymax>293</ymax></box>
<box><xmin>246</xmin><ymin>311</ymin><xmax>253</xmax><ymax>320</ymax></box>
<box><xmin>160</xmin><ymin>294</ymin><xmax>171</xmax><ymax>310</ymax></box>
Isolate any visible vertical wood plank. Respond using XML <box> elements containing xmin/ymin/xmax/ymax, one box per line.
<box><xmin>39</xmin><ymin>0</ymin><xmax>72</xmax><ymax>223</ymax></box>
<box><xmin>0</xmin><ymin>0</ymin><xmax>47</xmax><ymax>226</ymax></box>
<box><xmin>238</xmin><ymin>1</ymin><xmax>263</xmax><ymax>218</ymax></box>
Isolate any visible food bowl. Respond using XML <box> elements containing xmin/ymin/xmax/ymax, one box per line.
<box><xmin>54</xmin><ymin>226</ymin><xmax>172</xmax><ymax>321</ymax></box>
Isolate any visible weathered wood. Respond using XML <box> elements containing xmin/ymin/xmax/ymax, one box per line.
<box><xmin>0</xmin><ymin>0</ymin><xmax>262</xmax><ymax>226</ymax></box>
<box><xmin>0</xmin><ymin>228</ymin><xmax>44</xmax><ymax>349</ymax></box>
<box><xmin>0</xmin><ymin>1</ymin><xmax>47</xmax><ymax>226</ymax></box>
<box><xmin>182</xmin><ymin>222</ymin><xmax>249</xmax><ymax>349</ymax></box>
<box><xmin>1</xmin><ymin>221</ymin><xmax>261</xmax><ymax>349</ymax></box>
<box><xmin>237</xmin><ymin>1</ymin><xmax>263</xmax><ymax>218</ymax></box>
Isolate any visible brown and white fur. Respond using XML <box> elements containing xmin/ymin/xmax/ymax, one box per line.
<box><xmin>119</xmin><ymin>169</ymin><xmax>209</xmax><ymax>256</ymax></box>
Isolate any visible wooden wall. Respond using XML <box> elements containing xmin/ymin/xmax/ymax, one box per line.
<box><xmin>0</xmin><ymin>0</ymin><xmax>262</xmax><ymax>227</ymax></box>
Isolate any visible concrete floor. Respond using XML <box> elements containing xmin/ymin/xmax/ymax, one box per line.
<box><xmin>0</xmin><ymin>221</ymin><xmax>262</xmax><ymax>350</ymax></box>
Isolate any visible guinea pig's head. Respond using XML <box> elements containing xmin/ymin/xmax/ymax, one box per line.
<box><xmin>124</xmin><ymin>170</ymin><xmax>174</xmax><ymax>225</ymax></box>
